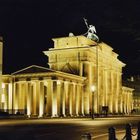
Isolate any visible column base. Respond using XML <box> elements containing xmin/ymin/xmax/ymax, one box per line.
<box><xmin>27</xmin><ymin>115</ymin><xmax>31</xmax><ymax>118</ymax></box>
<box><xmin>51</xmin><ymin>114</ymin><xmax>59</xmax><ymax>118</ymax></box>
<box><xmin>38</xmin><ymin>115</ymin><xmax>43</xmax><ymax>118</ymax></box>
<box><xmin>59</xmin><ymin>114</ymin><xmax>66</xmax><ymax>117</ymax></box>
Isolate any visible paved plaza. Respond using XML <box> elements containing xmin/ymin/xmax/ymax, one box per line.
<box><xmin>0</xmin><ymin>116</ymin><xmax>139</xmax><ymax>140</ymax></box>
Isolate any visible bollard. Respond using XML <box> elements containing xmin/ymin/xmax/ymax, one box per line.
<box><xmin>137</xmin><ymin>122</ymin><xmax>140</xmax><ymax>140</ymax></box>
<box><xmin>125</xmin><ymin>123</ymin><xmax>132</xmax><ymax>140</ymax></box>
<box><xmin>108</xmin><ymin>127</ymin><xmax>117</xmax><ymax>140</ymax></box>
<box><xmin>81</xmin><ymin>133</ymin><xmax>92</xmax><ymax>140</ymax></box>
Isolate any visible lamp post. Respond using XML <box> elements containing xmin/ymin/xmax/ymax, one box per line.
<box><xmin>91</xmin><ymin>85</ymin><xmax>96</xmax><ymax>119</ymax></box>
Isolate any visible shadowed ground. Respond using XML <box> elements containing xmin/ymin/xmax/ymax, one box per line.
<box><xmin>0</xmin><ymin>116</ymin><xmax>139</xmax><ymax>140</ymax></box>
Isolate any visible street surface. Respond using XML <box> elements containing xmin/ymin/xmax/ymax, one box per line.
<box><xmin>0</xmin><ymin>116</ymin><xmax>139</xmax><ymax>140</ymax></box>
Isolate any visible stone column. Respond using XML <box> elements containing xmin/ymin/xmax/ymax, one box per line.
<box><xmin>31</xmin><ymin>82</ymin><xmax>36</xmax><ymax>115</ymax></box>
<box><xmin>8</xmin><ymin>83</ymin><xmax>12</xmax><ymax>114</ymax></box>
<box><xmin>72</xmin><ymin>83</ymin><xmax>76</xmax><ymax>116</ymax></box>
<box><xmin>18</xmin><ymin>83</ymin><xmax>26</xmax><ymax>114</ymax></box>
<box><xmin>13</xmin><ymin>83</ymin><xmax>18</xmax><ymax>113</ymax></box>
<box><xmin>129</xmin><ymin>93</ymin><xmax>131</xmax><ymax>113</ymax></box>
<box><xmin>69</xmin><ymin>82</ymin><xmax>73</xmax><ymax>116</ymax></box>
<box><xmin>108</xmin><ymin>70</ymin><xmax>112</xmax><ymax>113</ymax></box>
<box><xmin>117</xmin><ymin>73</ymin><xmax>122</xmax><ymax>113</ymax></box>
<box><xmin>123</xmin><ymin>91</ymin><xmax>126</xmax><ymax>113</ymax></box>
<box><xmin>104</xmin><ymin>69</ymin><xmax>108</xmax><ymax>107</ymax></box>
<box><xmin>62</xmin><ymin>82</ymin><xmax>65</xmax><ymax>116</ymax></box>
<box><xmin>119</xmin><ymin>94</ymin><xmax>123</xmax><ymax>113</ymax></box>
<box><xmin>79</xmin><ymin>84</ymin><xmax>84</xmax><ymax>115</ymax></box>
<box><xmin>83</xmin><ymin>62</ymin><xmax>89</xmax><ymax>115</ymax></box>
<box><xmin>35</xmin><ymin>81</ymin><xmax>40</xmax><ymax>116</ymax></box>
<box><xmin>57</xmin><ymin>80</ymin><xmax>61</xmax><ymax>117</ymax></box>
<box><xmin>43</xmin><ymin>84</ymin><xmax>47</xmax><ymax>115</ymax></box>
<box><xmin>52</xmin><ymin>81</ymin><xmax>57</xmax><ymax>117</ymax></box>
<box><xmin>115</xmin><ymin>72</ymin><xmax>119</xmax><ymax>113</ymax></box>
<box><xmin>111</xmin><ymin>71</ymin><xmax>114</xmax><ymax>113</ymax></box>
<box><xmin>110</xmin><ymin>70</ymin><xmax>113</xmax><ymax>113</ymax></box>
<box><xmin>102</xmin><ymin>69</ymin><xmax>105</xmax><ymax>106</ymax></box>
<box><xmin>60</xmin><ymin>81</ymin><xmax>64</xmax><ymax>116</ymax></box>
<box><xmin>122</xmin><ymin>93</ymin><xmax>124</xmax><ymax>113</ymax></box>
<box><xmin>94</xmin><ymin>64</ymin><xmax>98</xmax><ymax>114</ymax></box>
<box><xmin>130</xmin><ymin>93</ymin><xmax>132</xmax><ymax>113</ymax></box>
<box><xmin>23</xmin><ymin>81</ymin><xmax>27</xmax><ymax>114</ymax></box>
<box><xmin>2</xmin><ymin>84</ymin><xmax>7</xmax><ymax>110</ymax></box>
<box><xmin>89</xmin><ymin>64</ymin><xmax>92</xmax><ymax>114</ymax></box>
<box><xmin>81</xmin><ymin>85</ymin><xmax>84</xmax><ymax>115</ymax></box>
<box><xmin>98</xmin><ymin>67</ymin><xmax>101</xmax><ymax>113</ymax></box>
<box><xmin>80</xmin><ymin>62</ymin><xmax>83</xmax><ymax>76</ymax></box>
<box><xmin>17</xmin><ymin>82</ymin><xmax>22</xmax><ymax>112</ymax></box>
<box><xmin>22</xmin><ymin>83</ymin><xmax>26</xmax><ymax>114</ymax></box>
<box><xmin>27</xmin><ymin>82</ymin><xmax>31</xmax><ymax>116</ymax></box>
<box><xmin>46</xmin><ymin>80</ymin><xmax>53</xmax><ymax>117</ymax></box>
<box><xmin>98</xmin><ymin>67</ymin><xmax>103</xmax><ymax>113</ymax></box>
<box><xmin>39</xmin><ymin>81</ymin><xmax>44</xmax><ymax>117</ymax></box>
<box><xmin>112</xmin><ymin>72</ymin><xmax>115</xmax><ymax>113</ymax></box>
<box><xmin>99</xmin><ymin>68</ymin><xmax>104</xmax><ymax>108</ymax></box>
<box><xmin>124</xmin><ymin>93</ymin><xmax>127</xmax><ymax>114</ymax></box>
<box><xmin>126</xmin><ymin>92</ymin><xmax>129</xmax><ymax>114</ymax></box>
<box><xmin>76</xmin><ymin>84</ymin><xmax>80</xmax><ymax>116</ymax></box>
<box><xmin>64</xmin><ymin>81</ymin><xmax>69</xmax><ymax>116</ymax></box>
<box><xmin>23</xmin><ymin>82</ymin><xmax>27</xmax><ymax>114</ymax></box>
<box><xmin>130</xmin><ymin>93</ymin><xmax>133</xmax><ymax>112</ymax></box>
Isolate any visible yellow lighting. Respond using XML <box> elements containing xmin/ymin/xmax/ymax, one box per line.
<box><xmin>8</xmin><ymin>83</ymin><xmax>12</xmax><ymax>109</ymax></box>
<box><xmin>57</xmin><ymin>80</ymin><xmax>61</xmax><ymax>85</ymax></box>
<box><xmin>27</xmin><ymin>104</ymin><xmax>31</xmax><ymax>116</ymax></box>
<box><xmin>52</xmin><ymin>105</ymin><xmax>57</xmax><ymax>117</ymax></box>
<box><xmin>91</xmin><ymin>85</ymin><xmax>96</xmax><ymax>92</ymax></box>
<box><xmin>1</xmin><ymin>94</ymin><xmax>5</xmax><ymax>103</ymax></box>
<box><xmin>2</xmin><ymin>83</ymin><xmax>5</xmax><ymax>89</ymax></box>
<box><xmin>39</xmin><ymin>97</ymin><xmax>43</xmax><ymax>117</ymax></box>
<box><xmin>52</xmin><ymin>93</ymin><xmax>57</xmax><ymax>117</ymax></box>
<box><xmin>0</xmin><ymin>35</ymin><xmax>135</xmax><ymax>117</ymax></box>
<box><xmin>44</xmin><ymin>82</ymin><xmax>48</xmax><ymax>86</ymax></box>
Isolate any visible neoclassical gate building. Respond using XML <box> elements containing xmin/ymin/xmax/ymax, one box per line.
<box><xmin>0</xmin><ymin>35</ymin><xmax>134</xmax><ymax>117</ymax></box>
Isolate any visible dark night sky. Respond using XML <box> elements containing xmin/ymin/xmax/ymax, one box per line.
<box><xmin>1</xmin><ymin>0</ymin><xmax>140</xmax><ymax>77</ymax></box>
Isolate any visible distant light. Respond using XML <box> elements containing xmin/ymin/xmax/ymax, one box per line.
<box><xmin>130</xmin><ymin>76</ymin><xmax>134</xmax><ymax>82</ymax></box>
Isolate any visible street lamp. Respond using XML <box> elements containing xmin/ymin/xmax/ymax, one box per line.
<box><xmin>91</xmin><ymin>85</ymin><xmax>96</xmax><ymax>119</ymax></box>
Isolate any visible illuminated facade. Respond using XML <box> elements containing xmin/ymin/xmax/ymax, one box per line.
<box><xmin>133</xmin><ymin>96</ymin><xmax>140</xmax><ymax>113</ymax></box>
<box><xmin>0</xmin><ymin>36</ymin><xmax>134</xmax><ymax>117</ymax></box>
<box><xmin>123</xmin><ymin>76</ymin><xmax>140</xmax><ymax>114</ymax></box>
<box><xmin>1</xmin><ymin>67</ymin><xmax>85</xmax><ymax>117</ymax></box>
<box><xmin>122</xmin><ymin>86</ymin><xmax>134</xmax><ymax>114</ymax></box>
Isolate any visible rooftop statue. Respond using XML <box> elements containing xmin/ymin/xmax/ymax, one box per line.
<box><xmin>83</xmin><ymin>18</ymin><xmax>99</xmax><ymax>42</ymax></box>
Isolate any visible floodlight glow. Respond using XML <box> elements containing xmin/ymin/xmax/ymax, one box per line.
<box><xmin>1</xmin><ymin>94</ymin><xmax>5</xmax><ymax>103</ymax></box>
<box><xmin>91</xmin><ymin>85</ymin><xmax>96</xmax><ymax>92</ymax></box>
<box><xmin>2</xmin><ymin>83</ymin><xmax>5</xmax><ymax>89</ymax></box>
<box><xmin>57</xmin><ymin>80</ymin><xmax>61</xmax><ymax>85</ymax></box>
